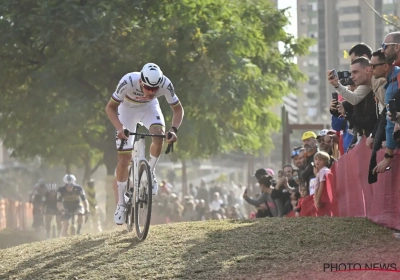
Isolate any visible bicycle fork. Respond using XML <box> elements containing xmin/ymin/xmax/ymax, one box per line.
<box><xmin>124</xmin><ymin>138</ymin><xmax>145</xmax><ymax>204</ymax></box>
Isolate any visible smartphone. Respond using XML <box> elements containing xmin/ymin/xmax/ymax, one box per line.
<box><xmin>332</xmin><ymin>92</ymin><xmax>338</xmax><ymax>102</ymax></box>
<box><xmin>388</xmin><ymin>99</ymin><xmax>397</xmax><ymax>121</ymax></box>
<box><xmin>394</xmin><ymin>130</ymin><xmax>400</xmax><ymax>141</ymax></box>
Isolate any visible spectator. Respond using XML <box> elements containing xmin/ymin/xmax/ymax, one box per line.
<box><xmin>195</xmin><ymin>199</ymin><xmax>206</xmax><ymax>221</ymax></box>
<box><xmin>294</xmin><ymin>184</ymin><xmax>309</xmax><ymax>217</ymax></box>
<box><xmin>330</xmin><ymin>43</ymin><xmax>386</xmax><ymax>108</ymax></box>
<box><xmin>290</xmin><ymin>191</ymin><xmax>301</xmax><ymax>213</ymax></box>
<box><xmin>331</xmin><ymin>58</ymin><xmax>378</xmax><ymax>148</ymax></box>
<box><xmin>300</xmin><ymin>131</ymin><xmax>319</xmax><ymax>188</ymax></box>
<box><xmin>196</xmin><ymin>179</ymin><xmax>209</xmax><ymax>206</ymax></box>
<box><xmin>292</xmin><ymin>169</ymin><xmax>300</xmax><ymax>186</ymax></box>
<box><xmin>169</xmin><ymin>193</ymin><xmax>183</xmax><ymax>223</ymax></box>
<box><xmin>368</xmin><ymin>50</ymin><xmax>389</xmax><ymax>145</ymax></box>
<box><xmin>330</xmin><ymin>98</ymin><xmax>353</xmax><ymax>153</ymax></box>
<box><xmin>283</xmin><ymin>164</ymin><xmax>298</xmax><ymax>189</ymax></box>
<box><xmin>243</xmin><ymin>175</ymin><xmax>275</xmax><ymax>218</ymax></box>
<box><xmin>291</xmin><ymin>147</ymin><xmax>303</xmax><ymax>169</ymax></box>
<box><xmin>209</xmin><ymin>192</ymin><xmax>224</xmax><ymax>219</ymax></box>
<box><xmin>373</xmin><ymin>31</ymin><xmax>400</xmax><ymax>174</ymax></box>
<box><xmin>316</xmin><ymin>129</ymin><xmax>339</xmax><ymax>161</ymax></box>
<box><xmin>182</xmin><ymin>198</ymin><xmax>197</xmax><ymax>222</ymax></box>
<box><xmin>313</xmin><ymin>151</ymin><xmax>331</xmax><ymax>209</ymax></box>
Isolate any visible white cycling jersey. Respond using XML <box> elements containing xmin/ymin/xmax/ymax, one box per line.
<box><xmin>110</xmin><ymin>72</ymin><xmax>180</xmax><ymax>108</ymax></box>
<box><xmin>111</xmin><ymin>72</ymin><xmax>180</xmax><ymax>152</ymax></box>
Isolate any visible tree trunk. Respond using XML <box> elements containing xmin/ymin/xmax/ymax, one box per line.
<box><xmin>103</xmin><ymin>133</ymin><xmax>118</xmax><ymax>176</ymax></box>
<box><xmin>182</xmin><ymin>160</ymin><xmax>187</xmax><ymax>196</ymax></box>
<box><xmin>82</xmin><ymin>153</ymin><xmax>91</xmax><ymax>186</ymax></box>
<box><xmin>65</xmin><ymin>162</ymin><xmax>71</xmax><ymax>174</ymax></box>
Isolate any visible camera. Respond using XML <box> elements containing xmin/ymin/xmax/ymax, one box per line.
<box><xmin>337</xmin><ymin>70</ymin><xmax>354</xmax><ymax>86</ymax></box>
<box><xmin>337</xmin><ymin>70</ymin><xmax>350</xmax><ymax>80</ymax></box>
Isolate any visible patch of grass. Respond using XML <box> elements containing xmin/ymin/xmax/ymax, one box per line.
<box><xmin>0</xmin><ymin>228</ymin><xmax>41</xmax><ymax>249</ymax></box>
<box><xmin>0</xmin><ymin>217</ymin><xmax>399</xmax><ymax>279</ymax></box>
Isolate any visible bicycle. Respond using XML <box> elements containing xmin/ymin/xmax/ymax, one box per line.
<box><xmin>118</xmin><ymin>122</ymin><xmax>173</xmax><ymax>241</ymax></box>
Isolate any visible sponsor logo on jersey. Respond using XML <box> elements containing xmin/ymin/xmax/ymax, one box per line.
<box><xmin>116</xmin><ymin>80</ymin><xmax>128</xmax><ymax>95</ymax></box>
<box><xmin>167</xmin><ymin>83</ymin><xmax>175</xmax><ymax>97</ymax></box>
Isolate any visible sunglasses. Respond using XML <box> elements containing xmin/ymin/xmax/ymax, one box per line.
<box><xmin>381</xmin><ymin>42</ymin><xmax>398</xmax><ymax>50</ymax></box>
<box><xmin>370</xmin><ymin>62</ymin><xmax>386</xmax><ymax>69</ymax></box>
<box><xmin>142</xmin><ymin>83</ymin><xmax>159</xmax><ymax>92</ymax></box>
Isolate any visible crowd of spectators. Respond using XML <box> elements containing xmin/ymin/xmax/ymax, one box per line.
<box><xmin>246</xmin><ymin>33</ymin><xmax>400</xmax><ymax>225</ymax></box>
<box><xmin>152</xmin><ymin>179</ymin><xmax>247</xmax><ymax>224</ymax></box>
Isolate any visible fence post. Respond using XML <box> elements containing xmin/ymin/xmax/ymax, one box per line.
<box><xmin>0</xmin><ymin>200</ymin><xmax>6</xmax><ymax>230</ymax></box>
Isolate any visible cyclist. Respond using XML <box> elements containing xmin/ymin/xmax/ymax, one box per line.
<box><xmin>56</xmin><ymin>174</ymin><xmax>89</xmax><ymax>236</ymax></box>
<box><xmin>43</xmin><ymin>183</ymin><xmax>62</xmax><ymax>239</ymax></box>
<box><xmin>29</xmin><ymin>182</ymin><xmax>47</xmax><ymax>231</ymax></box>
<box><xmin>105</xmin><ymin>63</ymin><xmax>184</xmax><ymax>225</ymax></box>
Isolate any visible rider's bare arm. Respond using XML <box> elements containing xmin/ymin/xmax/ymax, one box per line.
<box><xmin>168</xmin><ymin>102</ymin><xmax>184</xmax><ymax>133</ymax></box>
<box><xmin>105</xmin><ymin>100</ymin><xmax>123</xmax><ymax>131</ymax></box>
<box><xmin>83</xmin><ymin>199</ymin><xmax>89</xmax><ymax>213</ymax></box>
<box><xmin>106</xmin><ymin>74</ymin><xmax>131</xmax><ymax>132</ymax></box>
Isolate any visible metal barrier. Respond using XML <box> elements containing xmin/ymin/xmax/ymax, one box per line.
<box><xmin>0</xmin><ymin>199</ymin><xmax>33</xmax><ymax>230</ymax></box>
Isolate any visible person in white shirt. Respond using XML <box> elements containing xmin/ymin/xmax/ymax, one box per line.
<box><xmin>209</xmin><ymin>192</ymin><xmax>224</xmax><ymax>219</ymax></box>
<box><xmin>313</xmin><ymin>151</ymin><xmax>331</xmax><ymax>209</ymax></box>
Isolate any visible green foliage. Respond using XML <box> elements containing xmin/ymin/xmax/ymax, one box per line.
<box><xmin>0</xmin><ymin>0</ymin><xmax>313</xmax><ymax>171</ymax></box>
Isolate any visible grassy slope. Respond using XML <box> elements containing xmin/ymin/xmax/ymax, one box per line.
<box><xmin>0</xmin><ymin>228</ymin><xmax>41</xmax><ymax>249</ymax></box>
<box><xmin>1</xmin><ymin>217</ymin><xmax>400</xmax><ymax>280</ymax></box>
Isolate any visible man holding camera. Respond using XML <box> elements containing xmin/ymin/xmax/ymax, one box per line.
<box><xmin>328</xmin><ymin>57</ymin><xmax>378</xmax><ymax>147</ymax></box>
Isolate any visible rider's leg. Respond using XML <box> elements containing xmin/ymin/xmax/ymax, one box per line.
<box><xmin>114</xmin><ymin>105</ymin><xmax>137</xmax><ymax>224</ymax></box>
<box><xmin>149</xmin><ymin>124</ymin><xmax>165</xmax><ymax>169</ymax></box>
<box><xmin>61</xmin><ymin>220</ymin><xmax>69</xmax><ymax>237</ymax></box>
<box><xmin>143</xmin><ymin>106</ymin><xmax>166</xmax><ymax>194</ymax></box>
<box><xmin>45</xmin><ymin>214</ymin><xmax>52</xmax><ymax>239</ymax></box>
<box><xmin>116</xmin><ymin>153</ymin><xmax>132</xmax><ymax>203</ymax></box>
<box><xmin>76</xmin><ymin>215</ymin><xmax>83</xmax><ymax>235</ymax></box>
<box><xmin>56</xmin><ymin>215</ymin><xmax>62</xmax><ymax>237</ymax></box>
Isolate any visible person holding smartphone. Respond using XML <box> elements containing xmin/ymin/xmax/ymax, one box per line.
<box><xmin>242</xmin><ymin>176</ymin><xmax>276</xmax><ymax>218</ymax></box>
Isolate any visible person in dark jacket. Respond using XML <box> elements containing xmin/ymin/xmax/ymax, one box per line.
<box><xmin>243</xmin><ymin>175</ymin><xmax>277</xmax><ymax>218</ymax></box>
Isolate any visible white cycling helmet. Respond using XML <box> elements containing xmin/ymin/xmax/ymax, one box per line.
<box><xmin>140</xmin><ymin>63</ymin><xmax>164</xmax><ymax>88</ymax></box>
<box><xmin>63</xmin><ymin>174</ymin><xmax>76</xmax><ymax>185</ymax></box>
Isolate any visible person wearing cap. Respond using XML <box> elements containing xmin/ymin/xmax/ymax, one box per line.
<box><xmin>316</xmin><ymin>129</ymin><xmax>340</xmax><ymax>162</ymax></box>
<box><xmin>253</xmin><ymin>168</ymin><xmax>274</xmax><ymax>179</ymax></box>
<box><xmin>243</xmin><ymin>175</ymin><xmax>277</xmax><ymax>218</ymax></box>
<box><xmin>300</xmin><ymin>131</ymin><xmax>319</xmax><ymax>189</ymax></box>
<box><xmin>291</xmin><ymin>147</ymin><xmax>306</xmax><ymax>170</ymax></box>
<box><xmin>253</xmin><ymin>168</ymin><xmax>277</xmax><ymax>189</ymax></box>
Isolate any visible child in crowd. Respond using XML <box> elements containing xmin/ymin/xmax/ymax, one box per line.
<box><xmin>313</xmin><ymin>151</ymin><xmax>331</xmax><ymax>209</ymax></box>
<box><xmin>294</xmin><ymin>184</ymin><xmax>308</xmax><ymax>217</ymax></box>
<box><xmin>290</xmin><ymin>191</ymin><xmax>300</xmax><ymax>211</ymax></box>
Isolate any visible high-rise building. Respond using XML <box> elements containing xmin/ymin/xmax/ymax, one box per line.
<box><xmin>273</xmin><ymin>0</ymin><xmax>299</xmax><ymax>124</ymax></box>
<box><xmin>296</xmin><ymin>0</ymin><xmax>400</xmax><ymax>124</ymax></box>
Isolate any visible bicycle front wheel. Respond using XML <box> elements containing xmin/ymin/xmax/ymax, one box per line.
<box><xmin>134</xmin><ymin>160</ymin><xmax>153</xmax><ymax>241</ymax></box>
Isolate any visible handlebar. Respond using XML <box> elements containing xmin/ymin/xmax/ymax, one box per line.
<box><xmin>118</xmin><ymin>129</ymin><xmax>174</xmax><ymax>154</ymax></box>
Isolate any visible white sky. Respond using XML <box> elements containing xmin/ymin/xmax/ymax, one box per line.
<box><xmin>278</xmin><ymin>0</ymin><xmax>298</xmax><ymax>38</ymax></box>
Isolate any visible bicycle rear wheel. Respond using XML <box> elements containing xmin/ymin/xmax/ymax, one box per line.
<box><xmin>134</xmin><ymin>160</ymin><xmax>153</xmax><ymax>240</ymax></box>
<box><xmin>125</xmin><ymin>164</ymin><xmax>134</xmax><ymax>232</ymax></box>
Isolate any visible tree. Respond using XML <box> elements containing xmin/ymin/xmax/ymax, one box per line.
<box><xmin>0</xmin><ymin>0</ymin><xmax>313</xmax><ymax>175</ymax></box>
<box><xmin>363</xmin><ymin>0</ymin><xmax>400</xmax><ymax>30</ymax></box>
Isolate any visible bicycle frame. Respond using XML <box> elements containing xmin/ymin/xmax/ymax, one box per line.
<box><xmin>132</xmin><ymin>137</ymin><xmax>147</xmax><ymax>204</ymax></box>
